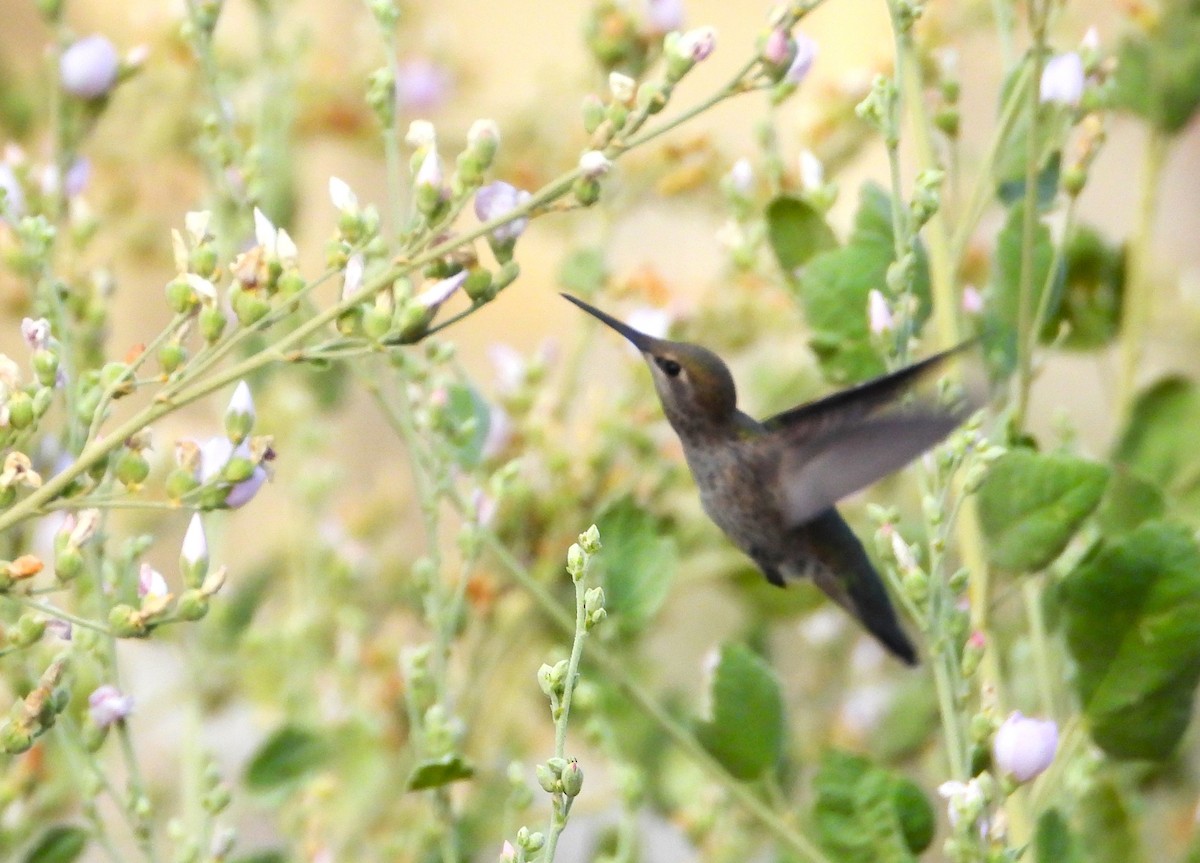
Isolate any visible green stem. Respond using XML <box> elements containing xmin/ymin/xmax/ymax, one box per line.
<box><xmin>9</xmin><ymin>596</ymin><xmax>113</xmax><ymax>636</ymax></box>
<box><xmin>481</xmin><ymin>534</ymin><xmax>835</xmax><ymax>863</ymax></box>
<box><xmin>1116</xmin><ymin>128</ymin><xmax>1168</xmax><ymax>423</ymax></box>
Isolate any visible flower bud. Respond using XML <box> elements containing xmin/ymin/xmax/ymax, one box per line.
<box><xmin>561</xmin><ymin>759</ymin><xmax>584</xmax><ymax>797</ymax></box>
<box><xmin>581</xmin><ymin>94</ymin><xmax>605</xmax><ymax>133</ymax></box>
<box><xmin>665</xmin><ymin>27</ymin><xmax>716</xmax><ymax>82</ymax></box>
<box><xmin>535</xmin><ymin>762</ymin><xmax>557</xmax><ymax>793</ymax></box>
<box><xmin>992</xmin><ymin>711</ymin><xmax>1057</xmax><ymax>783</ymax></box>
<box><xmin>88</xmin><ymin>684</ymin><xmax>133</xmax><ymax>728</ymax></box>
<box><xmin>224</xmin><ymin>381</ymin><xmax>255</xmax><ymax>443</ymax></box>
<box><xmin>579</xmin><ymin>524</ymin><xmax>601</xmax><ymax>554</ymax></box>
<box><xmin>180</xmin><ymin>514</ymin><xmax>208</xmax><ymax>588</ymax></box>
<box><xmin>60</xmin><ymin>35</ymin><xmax>119</xmax><ymax>100</ymax></box>
<box><xmin>1039</xmin><ymin>52</ymin><xmax>1084</xmax><ymax>107</ymax></box>
<box><xmin>114</xmin><ymin>448</ymin><xmax>150</xmax><ymax>488</ymax></box>
<box><xmin>199</xmin><ymin>304</ymin><xmax>227</xmax><ymax>343</ymax></box>
<box><xmin>175</xmin><ymin>589</ymin><xmax>209</xmax><ymax>621</ymax></box>
<box><xmin>566</xmin><ymin>543</ymin><xmax>586</xmax><ymax>580</ymax></box>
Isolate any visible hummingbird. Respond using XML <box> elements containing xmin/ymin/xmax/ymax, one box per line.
<box><xmin>563</xmin><ymin>293</ymin><xmax>975</xmax><ymax>665</ymax></box>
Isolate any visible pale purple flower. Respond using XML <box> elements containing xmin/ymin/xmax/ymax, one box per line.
<box><xmin>626</xmin><ymin>307</ymin><xmax>671</xmax><ymax>340</ymax></box>
<box><xmin>21</xmin><ymin>318</ymin><xmax>50</xmax><ymax>350</ymax></box>
<box><xmin>328</xmin><ymin>176</ymin><xmax>357</xmax><ymax>212</ymax></box>
<box><xmin>181</xmin><ymin>514</ymin><xmax>208</xmax><ymax>569</ymax></box>
<box><xmin>226</xmin><ymin>381</ymin><xmax>255</xmax><ymax>425</ymax></box>
<box><xmin>342</xmin><ymin>254</ymin><xmax>365</xmax><ymax>301</ymax></box>
<box><xmin>799</xmin><ymin>149</ymin><xmax>823</xmax><ymax>189</ymax></box>
<box><xmin>138</xmin><ymin>563</ymin><xmax>169</xmax><ymax>600</ymax></box>
<box><xmin>1040</xmin><ymin>53</ymin><xmax>1084</xmax><ymax>107</ymax></box>
<box><xmin>645</xmin><ymin>0</ymin><xmax>684</xmax><ymax>33</ymax></box>
<box><xmin>677</xmin><ymin>27</ymin><xmax>716</xmax><ymax>63</ymax></box>
<box><xmin>728</xmin><ymin>158</ymin><xmax>753</xmax><ymax>195</ymax></box>
<box><xmin>474</xmin><ymin>182</ymin><xmax>531</xmax><ymax>244</ymax></box>
<box><xmin>786</xmin><ymin>32</ymin><xmax>818</xmax><ymax>84</ymax></box>
<box><xmin>414</xmin><ymin>270</ymin><xmax>467</xmax><ymax>309</ymax></box>
<box><xmin>45</xmin><ymin>618</ymin><xmax>72</xmax><ymax>640</ymax></box>
<box><xmin>499</xmin><ymin>840</ymin><xmax>518</xmax><ymax>863</ymax></box>
<box><xmin>938</xmin><ymin>778</ymin><xmax>986</xmax><ymax>830</ymax></box>
<box><xmin>60</xmin><ymin>35</ymin><xmax>120</xmax><ymax>100</ymax></box>
<box><xmin>993</xmin><ymin>711</ymin><xmax>1058</xmax><ymax>783</ymax></box>
<box><xmin>482</xmin><ymin>404</ymin><xmax>512</xmax><ymax>460</ymax></box>
<box><xmin>0</xmin><ymin>163</ymin><xmax>25</xmax><ymax>220</ymax></box>
<box><xmin>487</xmin><ymin>344</ymin><xmax>526</xmax><ymax>394</ymax></box>
<box><xmin>763</xmin><ymin>28</ymin><xmax>790</xmax><ymax>66</ymax></box>
<box><xmin>64</xmin><ymin>157</ymin><xmax>91</xmax><ymax>198</ymax></box>
<box><xmin>415</xmin><ymin>148</ymin><xmax>444</xmax><ymax>192</ymax></box>
<box><xmin>395</xmin><ymin>58</ymin><xmax>451</xmax><ymax>113</ymax></box>
<box><xmin>962</xmin><ymin>284</ymin><xmax>984</xmax><ymax>314</ymax></box>
<box><xmin>868</xmin><ymin>289</ymin><xmax>893</xmax><ymax>334</ymax></box>
<box><xmin>88</xmin><ymin>684</ymin><xmax>133</xmax><ymax>728</ymax></box>
<box><xmin>472</xmin><ymin>487</ymin><xmax>497</xmax><ymax>525</ymax></box>
<box><xmin>199</xmin><ymin>437</ymin><xmax>267</xmax><ymax>509</ymax></box>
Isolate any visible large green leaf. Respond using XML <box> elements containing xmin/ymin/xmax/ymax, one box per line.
<box><xmin>766</xmin><ymin>195</ymin><xmax>838</xmax><ymax>272</ymax></box>
<box><xmin>1111</xmin><ymin>0</ymin><xmax>1200</xmax><ymax>135</ymax></box>
<box><xmin>1113</xmin><ymin>377</ymin><xmax>1200</xmax><ymax>525</ymax></box>
<box><xmin>1035</xmin><ymin>808</ymin><xmax>1079</xmax><ymax>863</ymax></box>
<box><xmin>21</xmin><ymin>826</ymin><xmax>88</xmax><ymax>863</ymax></box>
<box><xmin>694</xmin><ymin>643</ymin><xmax>784</xmax><ymax>780</ymax></box>
<box><xmin>984</xmin><ymin>201</ymin><xmax>1062</xmax><ymax>376</ymax></box>
<box><xmin>1043</xmin><ymin>224</ymin><xmax>1125</xmax><ymax>349</ymax></box>
<box><xmin>977</xmin><ymin>450</ymin><xmax>1109</xmax><ymax>571</ymax></box>
<box><xmin>595</xmin><ymin>496</ymin><xmax>677</xmax><ymax>635</ymax></box>
<box><xmin>1062</xmin><ymin>521</ymin><xmax>1200</xmax><ymax>759</ymax></box>
<box><xmin>792</xmin><ymin>184</ymin><xmax>931</xmax><ymax>384</ymax></box>
<box><xmin>244</xmin><ymin>725</ymin><xmax>331</xmax><ymax>792</ymax></box>
<box><xmin>1095</xmin><ymin>468</ymin><xmax>1165</xmax><ymax>537</ymax></box>
<box><xmin>812</xmin><ymin>749</ymin><xmax>934</xmax><ymax>863</ymax></box>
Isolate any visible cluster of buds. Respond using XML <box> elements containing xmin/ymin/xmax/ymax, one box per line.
<box><xmin>0</xmin><ymin>320</ymin><xmax>62</xmax><ymax>452</ymax></box>
<box><xmin>535</xmin><ymin>756</ymin><xmax>584</xmax><ymax>799</ymax></box>
<box><xmin>0</xmin><ymin>655</ymin><xmax>70</xmax><ymax>754</ymax></box>
<box><xmin>164</xmin><ymin>211</ymin><xmax>227</xmax><ymax>356</ymax></box>
<box><xmin>933</xmin><ymin>49</ymin><xmax>960</xmax><ymax>139</ymax></box>
<box><xmin>0</xmin><ymin>451</ymin><xmax>43</xmax><ymax>508</ymax></box>
<box><xmin>758</xmin><ymin>21</ymin><xmax>818</xmax><ymax>104</ymax></box>
<box><xmin>500</xmin><ymin>826</ymin><xmax>546</xmax><ymax>862</ymax></box>
<box><xmin>54</xmin><ymin>509</ymin><xmax>100</xmax><ymax>582</ymax></box>
<box><xmin>226</xmin><ymin>210</ymin><xmax>303</xmax><ymax>327</ymax></box>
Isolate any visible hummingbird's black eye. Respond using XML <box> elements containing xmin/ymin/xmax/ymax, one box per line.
<box><xmin>656</xmin><ymin>357</ymin><xmax>682</xmax><ymax>377</ymax></box>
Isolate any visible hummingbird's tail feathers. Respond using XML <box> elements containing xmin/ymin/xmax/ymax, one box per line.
<box><xmin>788</xmin><ymin>510</ymin><xmax>919</xmax><ymax>665</ymax></box>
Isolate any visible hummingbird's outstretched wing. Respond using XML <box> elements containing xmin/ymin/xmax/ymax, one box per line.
<box><xmin>763</xmin><ymin>344</ymin><xmax>976</xmax><ymax>528</ymax></box>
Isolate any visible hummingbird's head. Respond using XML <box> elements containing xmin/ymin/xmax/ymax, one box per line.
<box><xmin>562</xmin><ymin>294</ymin><xmax>738</xmax><ymax>433</ymax></box>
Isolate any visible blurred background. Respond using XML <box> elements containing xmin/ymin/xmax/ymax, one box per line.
<box><xmin>2</xmin><ymin>0</ymin><xmax>1199</xmax><ymax>860</ymax></box>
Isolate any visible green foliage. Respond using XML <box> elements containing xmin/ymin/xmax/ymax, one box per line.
<box><xmin>1095</xmin><ymin>468</ymin><xmax>1165</xmax><ymax>536</ymax></box>
<box><xmin>445</xmin><ymin>384</ymin><xmax>491</xmax><ymax>468</ymax></box>
<box><xmin>20</xmin><ymin>826</ymin><xmax>88</xmax><ymax>863</ymax></box>
<box><xmin>984</xmin><ymin>201</ymin><xmax>1062</xmax><ymax>375</ymax></box>
<box><xmin>1045</xmin><ymin>224</ymin><xmax>1125</xmax><ymax>349</ymax></box>
<box><xmin>230</xmin><ymin>853</ymin><xmax>290</xmax><ymax>863</ymax></box>
<box><xmin>406</xmin><ymin>754</ymin><xmax>476</xmax><ymax>791</ymax></box>
<box><xmin>1112</xmin><ymin>0</ymin><xmax>1200</xmax><ymax>135</ymax></box>
<box><xmin>1063</xmin><ymin>521</ymin><xmax>1200</xmax><ymax>759</ymax></box>
<box><xmin>1035</xmin><ymin>808</ymin><xmax>1079</xmax><ymax>863</ymax></box>
<box><xmin>765</xmin><ymin>195</ymin><xmax>838</xmax><ymax>272</ymax></box>
<box><xmin>244</xmin><ymin>726</ymin><xmax>331</xmax><ymax>792</ymax></box>
<box><xmin>1113</xmin><ymin>377</ymin><xmax>1200</xmax><ymax>525</ymax></box>
<box><xmin>557</xmin><ymin>247</ymin><xmax>609</xmax><ymax>295</ymax></box>
<box><xmin>790</xmin><ymin>184</ymin><xmax>931</xmax><ymax>383</ymax></box>
<box><xmin>977</xmin><ymin>449</ymin><xmax>1109</xmax><ymax>572</ymax></box>
<box><xmin>1078</xmin><ymin>777</ymin><xmax>1143</xmax><ymax>863</ymax></box>
<box><xmin>993</xmin><ymin>60</ymin><xmax>1070</xmax><ymax>207</ymax></box>
<box><xmin>694</xmin><ymin>643</ymin><xmax>784</xmax><ymax>780</ymax></box>
<box><xmin>812</xmin><ymin>750</ymin><xmax>934</xmax><ymax>863</ymax></box>
<box><xmin>594</xmin><ymin>495</ymin><xmax>677</xmax><ymax>634</ymax></box>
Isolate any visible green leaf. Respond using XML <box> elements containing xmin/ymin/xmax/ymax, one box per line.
<box><xmin>231</xmin><ymin>853</ymin><xmax>290</xmax><ymax>863</ymax></box>
<box><xmin>244</xmin><ymin>725</ymin><xmax>331</xmax><ymax>792</ymax></box>
<box><xmin>1113</xmin><ymin>377</ymin><xmax>1200</xmax><ymax>525</ymax></box>
<box><xmin>445</xmin><ymin>384</ymin><xmax>491</xmax><ymax>468</ymax></box>
<box><xmin>22</xmin><ymin>826</ymin><xmax>88</xmax><ymax>863</ymax></box>
<box><xmin>1062</xmin><ymin>521</ymin><xmax>1200</xmax><ymax>759</ymax></box>
<box><xmin>558</xmin><ymin>247</ymin><xmax>608</xmax><ymax>295</ymax></box>
<box><xmin>1095</xmin><ymin>468</ymin><xmax>1165</xmax><ymax>537</ymax></box>
<box><xmin>997</xmin><ymin>151</ymin><xmax>1062</xmax><ymax>210</ymax></box>
<box><xmin>595</xmin><ymin>495</ymin><xmax>677</xmax><ymax>635</ymax></box>
<box><xmin>1035</xmin><ymin>808</ymin><xmax>1079</xmax><ymax>863</ymax></box>
<box><xmin>694</xmin><ymin>643</ymin><xmax>784</xmax><ymax>780</ymax></box>
<box><xmin>406</xmin><ymin>753</ymin><xmax>476</xmax><ymax>791</ymax></box>
<box><xmin>766</xmin><ymin>195</ymin><xmax>838</xmax><ymax>272</ymax></box>
<box><xmin>1041</xmin><ymin>223</ymin><xmax>1125</xmax><ymax>349</ymax></box>
<box><xmin>1078</xmin><ymin>777</ymin><xmax>1143</xmax><ymax>863</ymax></box>
<box><xmin>984</xmin><ymin>201</ymin><xmax>1062</xmax><ymax>376</ymax></box>
<box><xmin>793</xmin><ymin>184</ymin><xmax>931</xmax><ymax>384</ymax></box>
<box><xmin>977</xmin><ymin>450</ymin><xmax>1109</xmax><ymax>571</ymax></box>
<box><xmin>1112</xmin><ymin>2</ymin><xmax>1200</xmax><ymax>135</ymax></box>
<box><xmin>812</xmin><ymin>750</ymin><xmax>933</xmax><ymax>863</ymax></box>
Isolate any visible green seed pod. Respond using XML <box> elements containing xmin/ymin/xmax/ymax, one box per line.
<box><xmin>175</xmin><ymin>589</ymin><xmax>209</xmax><ymax>621</ymax></box>
<box><xmin>7</xmin><ymin>392</ymin><xmax>34</xmax><ymax>430</ymax></box>
<box><xmin>165</xmin><ymin>467</ymin><xmax>200</xmax><ymax>502</ymax></box>
<box><xmin>114</xmin><ymin>450</ymin><xmax>151</xmax><ymax>488</ymax></box>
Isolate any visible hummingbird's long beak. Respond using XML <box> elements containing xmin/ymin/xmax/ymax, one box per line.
<box><xmin>561</xmin><ymin>293</ymin><xmax>656</xmax><ymax>352</ymax></box>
